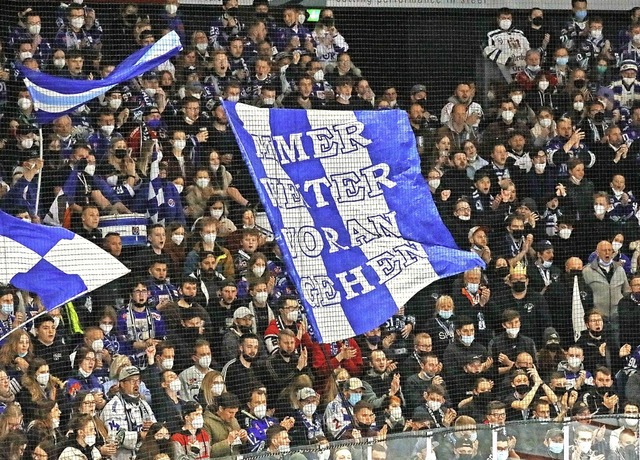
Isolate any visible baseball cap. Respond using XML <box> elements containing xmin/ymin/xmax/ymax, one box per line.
<box><xmin>534</xmin><ymin>239</ymin><xmax>554</xmax><ymax>253</ymax></box>
<box><xmin>297</xmin><ymin>387</ymin><xmax>318</xmax><ymax>400</ymax></box>
<box><xmin>468</xmin><ymin>226</ymin><xmax>488</xmax><ymax>241</ymax></box>
<box><xmin>544</xmin><ymin>327</ymin><xmax>560</xmax><ymax>345</ymax></box>
<box><xmin>118</xmin><ymin>366</ymin><xmax>140</xmax><ymax>381</ymax></box>
<box><xmin>344</xmin><ymin>377</ymin><xmax>364</xmax><ymax>391</ymax></box>
<box><xmin>411</xmin><ymin>84</ymin><xmax>427</xmax><ymax>95</ymax></box>
<box><xmin>621</xmin><ymin>59</ymin><xmax>638</xmax><ymax>73</ymax></box>
<box><xmin>182</xmin><ymin>401</ymin><xmax>200</xmax><ymax>416</ymax></box>
<box><xmin>233</xmin><ymin>307</ymin><xmax>254</xmax><ymax>319</ymax></box>
<box><xmin>519</xmin><ymin>197</ymin><xmax>538</xmax><ymax>213</ymax></box>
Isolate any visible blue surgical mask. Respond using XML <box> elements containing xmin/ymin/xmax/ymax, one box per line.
<box><xmin>348</xmin><ymin>393</ymin><xmax>362</xmax><ymax>405</ymax></box>
<box><xmin>466</xmin><ymin>283</ymin><xmax>479</xmax><ymax>294</ymax></box>
<box><xmin>556</xmin><ymin>56</ymin><xmax>569</xmax><ymax>66</ymax></box>
<box><xmin>542</xmin><ymin>260</ymin><xmax>553</xmax><ymax>269</ymax></box>
<box><xmin>17</xmin><ymin>351</ymin><xmax>27</xmax><ymax>358</ymax></box>
<box><xmin>147</xmin><ymin>118</ymin><xmax>162</xmax><ymax>130</ymax></box>
<box><xmin>460</xmin><ymin>335</ymin><xmax>474</xmax><ymax>346</ymax></box>
<box><xmin>1</xmin><ymin>304</ymin><xmax>13</xmax><ymax>315</ymax></box>
<box><xmin>439</xmin><ymin>310</ymin><xmax>453</xmax><ymax>320</ymax></box>
<box><xmin>575</xmin><ymin>10</ymin><xmax>587</xmax><ymax>21</ymax></box>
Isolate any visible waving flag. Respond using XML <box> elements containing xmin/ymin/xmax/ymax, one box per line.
<box><xmin>0</xmin><ymin>210</ymin><xmax>129</xmax><ymax>310</ymax></box>
<box><xmin>224</xmin><ymin>103</ymin><xmax>484</xmax><ymax>343</ymax></box>
<box><xmin>22</xmin><ymin>31</ymin><xmax>182</xmax><ymax>123</ymax></box>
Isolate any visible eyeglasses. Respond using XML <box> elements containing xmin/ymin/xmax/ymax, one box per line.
<box><xmin>132</xmin><ymin>289</ymin><xmax>148</xmax><ymax>294</ymax></box>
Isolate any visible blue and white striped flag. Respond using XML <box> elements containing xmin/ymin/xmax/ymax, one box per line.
<box><xmin>224</xmin><ymin>103</ymin><xmax>485</xmax><ymax>343</ymax></box>
<box><xmin>0</xmin><ymin>210</ymin><xmax>129</xmax><ymax>310</ymax></box>
<box><xmin>21</xmin><ymin>31</ymin><xmax>182</xmax><ymax>123</ymax></box>
<box><xmin>147</xmin><ymin>140</ymin><xmax>164</xmax><ymax>224</ymax></box>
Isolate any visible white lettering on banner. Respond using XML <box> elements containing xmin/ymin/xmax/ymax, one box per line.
<box><xmin>251</xmin><ymin>121</ymin><xmax>372</xmax><ymax>164</ymax></box>
<box><xmin>259</xmin><ymin>163</ymin><xmax>396</xmax><ymax>209</ymax></box>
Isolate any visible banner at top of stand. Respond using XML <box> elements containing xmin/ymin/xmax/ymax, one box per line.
<box><xmin>224</xmin><ymin>103</ymin><xmax>484</xmax><ymax>343</ymax></box>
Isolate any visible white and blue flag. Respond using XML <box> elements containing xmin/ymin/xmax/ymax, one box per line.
<box><xmin>0</xmin><ymin>210</ymin><xmax>130</xmax><ymax>310</ymax></box>
<box><xmin>224</xmin><ymin>103</ymin><xmax>485</xmax><ymax>343</ymax></box>
<box><xmin>21</xmin><ymin>31</ymin><xmax>182</xmax><ymax>123</ymax></box>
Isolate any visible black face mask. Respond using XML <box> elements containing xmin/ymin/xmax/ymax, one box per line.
<box><xmin>226</xmin><ymin>7</ymin><xmax>239</xmax><ymax>16</ymax></box>
<box><xmin>531</xmin><ymin>17</ymin><xmax>543</xmax><ymax>26</ymax></box>
<box><xmin>495</xmin><ymin>267</ymin><xmax>509</xmax><ymax>278</ymax></box>
<box><xmin>515</xmin><ymin>384</ymin><xmax>530</xmax><ymax>394</ymax></box>
<box><xmin>592</xmin><ymin>112</ymin><xmax>605</xmax><ymax>123</ymax></box>
<box><xmin>569</xmin><ymin>269</ymin><xmax>582</xmax><ymax>276</ymax></box>
<box><xmin>511</xmin><ymin>229</ymin><xmax>524</xmax><ymax>239</ymax></box>
<box><xmin>553</xmin><ymin>386</ymin><xmax>567</xmax><ymax>396</ymax></box>
<box><xmin>133</xmin><ymin>300</ymin><xmax>147</xmax><ymax>308</ymax></box>
<box><xmin>512</xmin><ymin>281</ymin><xmax>527</xmax><ymax>293</ymax></box>
<box><xmin>242</xmin><ymin>353</ymin><xmax>255</xmax><ymax>363</ymax></box>
<box><xmin>475</xmin><ymin>392</ymin><xmax>492</xmax><ymax>404</ymax></box>
<box><xmin>239</xmin><ymin>325</ymin><xmax>252</xmax><ymax>334</ymax></box>
<box><xmin>574</xmin><ymin>79</ymin><xmax>586</xmax><ymax>89</ymax></box>
<box><xmin>114</xmin><ymin>149</ymin><xmax>127</xmax><ymax>159</ymax></box>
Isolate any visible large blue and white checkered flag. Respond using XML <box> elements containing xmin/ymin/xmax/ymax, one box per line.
<box><xmin>224</xmin><ymin>103</ymin><xmax>484</xmax><ymax>343</ymax></box>
<box><xmin>0</xmin><ymin>210</ymin><xmax>129</xmax><ymax>311</ymax></box>
<box><xmin>21</xmin><ymin>31</ymin><xmax>182</xmax><ymax>123</ymax></box>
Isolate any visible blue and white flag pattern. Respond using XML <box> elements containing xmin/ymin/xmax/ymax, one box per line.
<box><xmin>147</xmin><ymin>140</ymin><xmax>164</xmax><ymax>224</ymax></box>
<box><xmin>0</xmin><ymin>210</ymin><xmax>130</xmax><ymax>310</ymax></box>
<box><xmin>22</xmin><ymin>31</ymin><xmax>182</xmax><ymax>123</ymax></box>
<box><xmin>224</xmin><ymin>103</ymin><xmax>485</xmax><ymax>343</ymax></box>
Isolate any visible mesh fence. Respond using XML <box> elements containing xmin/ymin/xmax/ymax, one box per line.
<box><xmin>0</xmin><ymin>0</ymin><xmax>640</xmax><ymax>459</ymax></box>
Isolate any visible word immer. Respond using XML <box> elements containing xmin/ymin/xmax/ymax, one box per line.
<box><xmin>252</xmin><ymin>121</ymin><xmax>372</xmax><ymax>164</ymax></box>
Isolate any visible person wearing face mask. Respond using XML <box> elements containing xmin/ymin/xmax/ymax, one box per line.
<box><xmin>171</xmin><ymin>401</ymin><xmax>211</xmax><ymax>459</ymax></box>
<box><xmin>531</xmin><ymin>105</ymin><xmax>558</xmax><ymax>147</ymax></box>
<box><xmin>581</xmin><ymin>366</ymin><xmax>619</xmax><ymax>416</ymax></box>
<box><xmin>451</xmin><ymin>267</ymin><xmax>497</xmax><ymax>348</ymax></box>
<box><xmin>53</xmin><ymin>6</ymin><xmax>94</xmax><ymax>53</ymax></box>
<box><xmin>606</xmin><ymin>175</ymin><xmax>638</xmax><ymax>235</ymax></box>
<box><xmin>483</xmin><ymin>100</ymin><xmax>531</xmax><ymax>152</ymax></box>
<box><xmin>177</xmin><ymin>339</ymin><xmax>215</xmax><ymax>402</ymax></box>
<box><xmin>221</xmin><ymin>333</ymin><xmax>266</xmax><ymax>405</ymax></box>
<box><xmin>18</xmin><ymin>358</ymin><xmax>64</xmax><ymax>425</ymax></box>
<box><xmin>559</xmin><ymin>0</ymin><xmax>589</xmax><ymax>55</ymax></box>
<box><xmin>208</xmin><ymin>0</ymin><xmax>245</xmax><ymax>50</ymax></box>
<box><xmin>87</xmin><ymin>112</ymin><xmax>121</xmax><ymax>162</ymax></box>
<box><xmin>159</xmin><ymin>0</ymin><xmax>185</xmax><ymax>44</ymax></box>
<box><xmin>442</xmin><ymin>316</ymin><xmax>492</xmax><ymax>384</ymax></box>
<box><xmin>118</xmin><ymin>280</ymin><xmax>168</xmax><ymax>369</ymax></box>
<box><xmin>515</xmin><ymin>49</ymin><xmax>549</xmax><ymax>91</ymax></box>
<box><xmin>610</xmin><ymin>60</ymin><xmax>640</xmax><ymax>111</ymax></box>
<box><xmin>141</xmin><ymin>341</ymin><xmax>177</xmax><ymax>405</ymax></box>
<box><xmin>221</xmin><ymin>307</ymin><xmax>258</xmax><ymax>363</ymax></box>
<box><xmin>483</xmin><ymin>7</ymin><xmax>531</xmax><ymax>82</ymax></box>
<box><xmin>59</xmin><ymin>414</ymin><xmax>103</xmax><ymax>460</ymax></box>
<box><xmin>575</xmin><ymin>17</ymin><xmax>613</xmax><ymax>71</ymax></box>
<box><xmin>163</xmin><ymin>129</ymin><xmax>195</xmax><ymax>186</ymax></box>
<box><xmin>327</xmin><ymin>76</ymin><xmax>361</xmax><ymax>110</ymax></box>
<box><xmin>289</xmin><ymin>387</ymin><xmax>325</xmax><ymax>446</ymax></box>
<box><xmin>499</xmin><ymin>263</ymin><xmax>551</xmax><ymax>348</ymax></box>
<box><xmin>523</xmin><ymin>153</ymin><xmax>559</xmax><ymax>212</ymax></box>
<box><xmin>101</xmin><ymin>365</ymin><xmax>157</xmax><ymax>460</ymax></box>
<box><xmin>264</xmin><ymin>296</ymin><xmax>313</xmax><ymax>356</ymax></box>
<box><xmin>528</xmin><ymin>240</ymin><xmax>562</xmax><ymax>294</ymax></box>
<box><xmin>77</xmin><ymin>326</ymin><xmax>111</xmax><ymax>376</ymax></box>
<box><xmin>582</xmin><ymin>240</ymin><xmax>630</xmax><ymax>348</ymax></box>
<box><xmin>487</xmin><ymin>310</ymin><xmax>538</xmax><ymax>377</ymax></box>
<box><xmin>65</xmin><ymin>347</ymin><xmax>103</xmax><ymax>399</ymax></box>
<box><xmin>404</xmin><ymin>352</ymin><xmax>447</xmax><ymax>414</ymax></box>
<box><xmin>323</xmin><ymin>378</ymin><xmax>364</xmax><ymax>440</ymax></box>
<box><xmin>240</xmin><ymin>388</ymin><xmax>295</xmax><ymax>453</ymax></box>
<box><xmin>575</xmin><ymin>310</ymin><xmax>612</xmax><ymax>377</ymax></box>
<box><xmin>185</xmin><ymin>169</ymin><xmax>218</xmax><ymax>220</ymax></box>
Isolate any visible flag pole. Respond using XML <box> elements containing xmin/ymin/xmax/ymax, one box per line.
<box><xmin>34</xmin><ymin>127</ymin><xmax>44</xmax><ymax>216</ymax></box>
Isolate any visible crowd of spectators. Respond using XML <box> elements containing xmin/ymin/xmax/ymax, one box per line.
<box><xmin>2</xmin><ymin>0</ymin><xmax>640</xmax><ymax>459</ymax></box>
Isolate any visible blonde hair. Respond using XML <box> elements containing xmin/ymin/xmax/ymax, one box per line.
<box><xmin>200</xmin><ymin>370</ymin><xmax>224</xmax><ymax>407</ymax></box>
<box><xmin>109</xmin><ymin>355</ymin><xmax>131</xmax><ymax>380</ymax></box>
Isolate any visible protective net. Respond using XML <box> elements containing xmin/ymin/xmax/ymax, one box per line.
<box><xmin>0</xmin><ymin>0</ymin><xmax>640</xmax><ymax>458</ymax></box>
